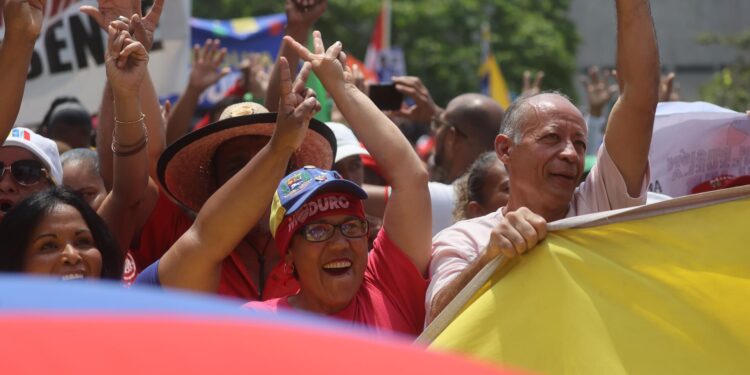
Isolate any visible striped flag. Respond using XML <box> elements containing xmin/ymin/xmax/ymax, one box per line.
<box><xmin>364</xmin><ymin>0</ymin><xmax>391</xmax><ymax>73</ymax></box>
<box><xmin>425</xmin><ymin>186</ymin><xmax>750</xmax><ymax>374</ymax></box>
<box><xmin>479</xmin><ymin>23</ymin><xmax>511</xmax><ymax>109</ymax></box>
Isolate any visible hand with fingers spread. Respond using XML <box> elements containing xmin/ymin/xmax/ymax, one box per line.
<box><xmin>486</xmin><ymin>207</ymin><xmax>547</xmax><ymax>259</ymax></box>
<box><xmin>284</xmin><ymin>31</ymin><xmax>348</xmax><ymax>96</ymax></box>
<box><xmin>391</xmin><ymin>76</ymin><xmax>442</xmax><ymax>124</ymax></box>
<box><xmin>3</xmin><ymin>0</ymin><xmax>46</xmax><ymax>43</ymax></box>
<box><xmin>105</xmin><ymin>23</ymin><xmax>149</xmax><ymax>96</ymax></box>
<box><xmin>272</xmin><ymin>58</ymin><xmax>321</xmax><ymax>153</ymax></box>
<box><xmin>522</xmin><ymin>70</ymin><xmax>545</xmax><ymax>96</ymax></box>
<box><xmin>581</xmin><ymin>66</ymin><xmax>619</xmax><ymax>117</ymax></box>
<box><xmin>80</xmin><ymin>0</ymin><xmax>164</xmax><ymax>51</ymax></box>
<box><xmin>188</xmin><ymin>39</ymin><xmax>230</xmax><ymax>92</ymax></box>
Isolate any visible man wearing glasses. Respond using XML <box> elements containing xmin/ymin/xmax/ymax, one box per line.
<box><xmin>0</xmin><ymin>128</ymin><xmax>63</xmax><ymax>220</ymax></box>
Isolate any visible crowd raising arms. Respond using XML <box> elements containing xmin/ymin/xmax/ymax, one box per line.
<box><xmin>2</xmin><ymin>0</ymin><xmax>728</xmax><ymax>347</ymax></box>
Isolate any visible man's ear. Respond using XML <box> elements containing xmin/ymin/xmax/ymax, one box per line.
<box><xmin>495</xmin><ymin>134</ymin><xmax>512</xmax><ymax>165</ymax></box>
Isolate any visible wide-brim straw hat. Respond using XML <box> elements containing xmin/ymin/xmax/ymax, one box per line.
<box><xmin>158</xmin><ymin>112</ymin><xmax>336</xmax><ymax>214</ymax></box>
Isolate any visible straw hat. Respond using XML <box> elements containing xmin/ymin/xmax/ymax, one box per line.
<box><xmin>157</xmin><ymin>103</ymin><xmax>336</xmax><ymax>213</ymax></box>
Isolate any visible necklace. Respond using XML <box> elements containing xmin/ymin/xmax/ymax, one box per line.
<box><xmin>243</xmin><ymin>235</ymin><xmax>273</xmax><ymax>300</ymax></box>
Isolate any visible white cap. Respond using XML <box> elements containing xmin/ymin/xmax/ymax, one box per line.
<box><xmin>3</xmin><ymin>128</ymin><xmax>63</xmax><ymax>185</ymax></box>
<box><xmin>326</xmin><ymin>122</ymin><xmax>369</xmax><ymax>163</ymax></box>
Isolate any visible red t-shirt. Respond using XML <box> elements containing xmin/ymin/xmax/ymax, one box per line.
<box><xmin>134</xmin><ymin>189</ymin><xmax>298</xmax><ymax>301</ymax></box>
<box><xmin>219</xmin><ymin>249</ymin><xmax>299</xmax><ymax>301</ymax></box>
<box><xmin>132</xmin><ymin>190</ymin><xmax>193</xmax><ymax>271</ymax></box>
<box><xmin>243</xmin><ymin>230</ymin><xmax>429</xmax><ymax>336</ymax></box>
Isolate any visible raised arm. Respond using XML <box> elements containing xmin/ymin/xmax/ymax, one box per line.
<box><xmin>286</xmin><ymin>31</ymin><xmax>431</xmax><ymax>276</ymax></box>
<box><xmin>0</xmin><ymin>0</ymin><xmax>45</xmax><ymax>137</ymax></box>
<box><xmin>264</xmin><ymin>0</ymin><xmax>326</xmax><ymax>111</ymax></box>
<box><xmin>95</xmin><ymin>19</ymin><xmax>153</xmax><ymax>252</ymax></box>
<box><xmin>84</xmin><ymin>0</ymin><xmax>166</xmax><ymax>184</ymax></box>
<box><xmin>166</xmin><ymin>39</ymin><xmax>229</xmax><ymax>145</ymax></box>
<box><xmin>604</xmin><ymin>0</ymin><xmax>660</xmax><ymax>196</ymax></box>
<box><xmin>155</xmin><ymin>58</ymin><xmax>319</xmax><ymax>293</ymax></box>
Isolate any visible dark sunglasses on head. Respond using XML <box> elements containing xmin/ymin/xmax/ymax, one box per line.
<box><xmin>300</xmin><ymin>218</ymin><xmax>369</xmax><ymax>243</ymax></box>
<box><xmin>0</xmin><ymin>160</ymin><xmax>50</xmax><ymax>186</ymax></box>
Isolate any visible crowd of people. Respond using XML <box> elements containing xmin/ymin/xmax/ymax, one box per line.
<box><xmin>0</xmin><ymin>0</ymin><xmax>741</xmax><ymax>340</ymax></box>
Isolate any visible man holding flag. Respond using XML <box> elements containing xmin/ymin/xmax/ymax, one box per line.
<box><xmin>426</xmin><ymin>0</ymin><xmax>660</xmax><ymax>323</ymax></box>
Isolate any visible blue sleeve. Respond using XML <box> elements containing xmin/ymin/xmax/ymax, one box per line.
<box><xmin>134</xmin><ymin>259</ymin><xmax>161</xmax><ymax>287</ymax></box>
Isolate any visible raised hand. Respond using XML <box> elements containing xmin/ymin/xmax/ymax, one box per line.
<box><xmin>658</xmin><ymin>72</ymin><xmax>679</xmax><ymax>102</ymax></box>
<box><xmin>285</xmin><ymin>0</ymin><xmax>327</xmax><ymax>33</ymax></box>
<box><xmin>239</xmin><ymin>53</ymin><xmax>271</xmax><ymax>99</ymax></box>
<box><xmin>3</xmin><ymin>0</ymin><xmax>46</xmax><ymax>43</ymax></box>
<box><xmin>105</xmin><ymin>19</ymin><xmax>148</xmax><ymax>95</ymax></box>
<box><xmin>581</xmin><ymin>66</ymin><xmax>619</xmax><ymax>117</ymax></box>
<box><xmin>272</xmin><ymin>57</ymin><xmax>320</xmax><ymax>152</ymax></box>
<box><xmin>80</xmin><ymin>0</ymin><xmax>163</xmax><ymax>51</ymax></box>
<box><xmin>284</xmin><ymin>30</ymin><xmax>346</xmax><ymax>94</ymax></box>
<box><xmin>188</xmin><ymin>39</ymin><xmax>230</xmax><ymax>92</ymax></box>
<box><xmin>391</xmin><ymin>76</ymin><xmax>442</xmax><ymax>124</ymax></box>
<box><xmin>521</xmin><ymin>70</ymin><xmax>545</xmax><ymax>96</ymax></box>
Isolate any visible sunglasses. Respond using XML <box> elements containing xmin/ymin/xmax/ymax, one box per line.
<box><xmin>300</xmin><ymin>218</ymin><xmax>369</xmax><ymax>242</ymax></box>
<box><xmin>0</xmin><ymin>160</ymin><xmax>50</xmax><ymax>186</ymax></box>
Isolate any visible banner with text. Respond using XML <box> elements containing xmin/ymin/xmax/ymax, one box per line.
<box><xmin>190</xmin><ymin>14</ymin><xmax>286</xmax><ymax>109</ymax></box>
<box><xmin>0</xmin><ymin>0</ymin><xmax>191</xmax><ymax>126</ymax></box>
<box><xmin>648</xmin><ymin>101</ymin><xmax>750</xmax><ymax>197</ymax></box>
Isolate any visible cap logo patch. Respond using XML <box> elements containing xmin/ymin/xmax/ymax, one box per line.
<box><xmin>11</xmin><ymin>129</ymin><xmax>31</xmax><ymax>141</ymax></box>
<box><xmin>280</xmin><ymin>170</ymin><xmax>312</xmax><ymax>198</ymax></box>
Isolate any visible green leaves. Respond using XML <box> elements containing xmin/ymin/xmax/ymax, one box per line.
<box><xmin>193</xmin><ymin>0</ymin><xmax>579</xmax><ymax>106</ymax></box>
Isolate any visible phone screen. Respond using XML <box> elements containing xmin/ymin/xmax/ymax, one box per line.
<box><xmin>368</xmin><ymin>83</ymin><xmax>404</xmax><ymax>111</ymax></box>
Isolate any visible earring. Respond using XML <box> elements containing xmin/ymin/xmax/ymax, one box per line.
<box><xmin>284</xmin><ymin>262</ymin><xmax>295</xmax><ymax>275</ymax></box>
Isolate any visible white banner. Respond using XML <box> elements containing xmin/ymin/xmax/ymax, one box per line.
<box><xmin>648</xmin><ymin>101</ymin><xmax>750</xmax><ymax>197</ymax></box>
<box><xmin>0</xmin><ymin>0</ymin><xmax>191</xmax><ymax>126</ymax></box>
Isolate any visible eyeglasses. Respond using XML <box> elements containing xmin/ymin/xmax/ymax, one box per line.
<box><xmin>430</xmin><ymin>117</ymin><xmax>468</xmax><ymax>139</ymax></box>
<box><xmin>0</xmin><ymin>160</ymin><xmax>50</xmax><ymax>186</ymax></box>
<box><xmin>300</xmin><ymin>218</ymin><xmax>369</xmax><ymax>242</ymax></box>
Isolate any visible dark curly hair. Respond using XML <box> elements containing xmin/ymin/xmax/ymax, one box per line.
<box><xmin>0</xmin><ymin>187</ymin><xmax>123</xmax><ymax>280</ymax></box>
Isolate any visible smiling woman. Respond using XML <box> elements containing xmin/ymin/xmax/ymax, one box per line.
<box><xmin>0</xmin><ymin>187</ymin><xmax>124</xmax><ymax>280</ymax></box>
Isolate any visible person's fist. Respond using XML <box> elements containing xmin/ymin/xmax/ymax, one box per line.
<box><xmin>3</xmin><ymin>0</ymin><xmax>46</xmax><ymax>43</ymax></box>
<box><xmin>486</xmin><ymin>207</ymin><xmax>547</xmax><ymax>259</ymax></box>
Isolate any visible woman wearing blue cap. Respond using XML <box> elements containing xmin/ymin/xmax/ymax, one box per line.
<box><xmin>243</xmin><ymin>31</ymin><xmax>432</xmax><ymax>336</ymax></box>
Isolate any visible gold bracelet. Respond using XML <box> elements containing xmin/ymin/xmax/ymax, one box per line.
<box><xmin>112</xmin><ymin>123</ymin><xmax>148</xmax><ymax>148</ymax></box>
<box><xmin>112</xmin><ymin>134</ymin><xmax>148</xmax><ymax>157</ymax></box>
<box><xmin>115</xmin><ymin>113</ymin><xmax>146</xmax><ymax>126</ymax></box>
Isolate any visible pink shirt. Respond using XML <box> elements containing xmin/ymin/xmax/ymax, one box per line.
<box><xmin>426</xmin><ymin>144</ymin><xmax>650</xmax><ymax>317</ymax></box>
<box><xmin>244</xmin><ymin>229</ymin><xmax>429</xmax><ymax>336</ymax></box>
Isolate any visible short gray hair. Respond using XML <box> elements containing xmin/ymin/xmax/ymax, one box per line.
<box><xmin>499</xmin><ymin>90</ymin><xmax>575</xmax><ymax>144</ymax></box>
<box><xmin>61</xmin><ymin>148</ymin><xmax>99</xmax><ymax>174</ymax></box>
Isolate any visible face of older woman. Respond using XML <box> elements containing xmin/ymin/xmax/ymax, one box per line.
<box><xmin>286</xmin><ymin>214</ymin><xmax>369</xmax><ymax>313</ymax></box>
<box><xmin>0</xmin><ymin>146</ymin><xmax>53</xmax><ymax>221</ymax></box>
<box><xmin>23</xmin><ymin>203</ymin><xmax>103</xmax><ymax>280</ymax></box>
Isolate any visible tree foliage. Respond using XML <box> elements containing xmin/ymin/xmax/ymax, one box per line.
<box><xmin>699</xmin><ymin>31</ymin><xmax>750</xmax><ymax>111</ymax></box>
<box><xmin>193</xmin><ymin>0</ymin><xmax>579</xmax><ymax>106</ymax></box>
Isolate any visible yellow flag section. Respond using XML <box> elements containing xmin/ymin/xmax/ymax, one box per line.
<box><xmin>430</xmin><ymin>189</ymin><xmax>750</xmax><ymax>374</ymax></box>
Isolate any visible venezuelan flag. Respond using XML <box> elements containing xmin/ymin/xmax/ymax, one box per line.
<box><xmin>479</xmin><ymin>23</ymin><xmax>511</xmax><ymax>109</ymax></box>
<box><xmin>426</xmin><ymin>186</ymin><xmax>750</xmax><ymax>374</ymax></box>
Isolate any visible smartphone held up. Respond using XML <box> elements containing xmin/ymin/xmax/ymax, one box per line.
<box><xmin>368</xmin><ymin>83</ymin><xmax>404</xmax><ymax>111</ymax></box>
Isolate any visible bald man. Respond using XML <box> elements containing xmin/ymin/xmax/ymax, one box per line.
<box><xmin>426</xmin><ymin>0</ymin><xmax>660</xmax><ymax>324</ymax></box>
<box><xmin>430</xmin><ymin>93</ymin><xmax>505</xmax><ymax>184</ymax></box>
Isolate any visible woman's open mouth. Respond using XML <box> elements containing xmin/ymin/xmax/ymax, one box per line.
<box><xmin>0</xmin><ymin>199</ymin><xmax>14</xmax><ymax>213</ymax></box>
<box><xmin>322</xmin><ymin>259</ymin><xmax>352</xmax><ymax>276</ymax></box>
